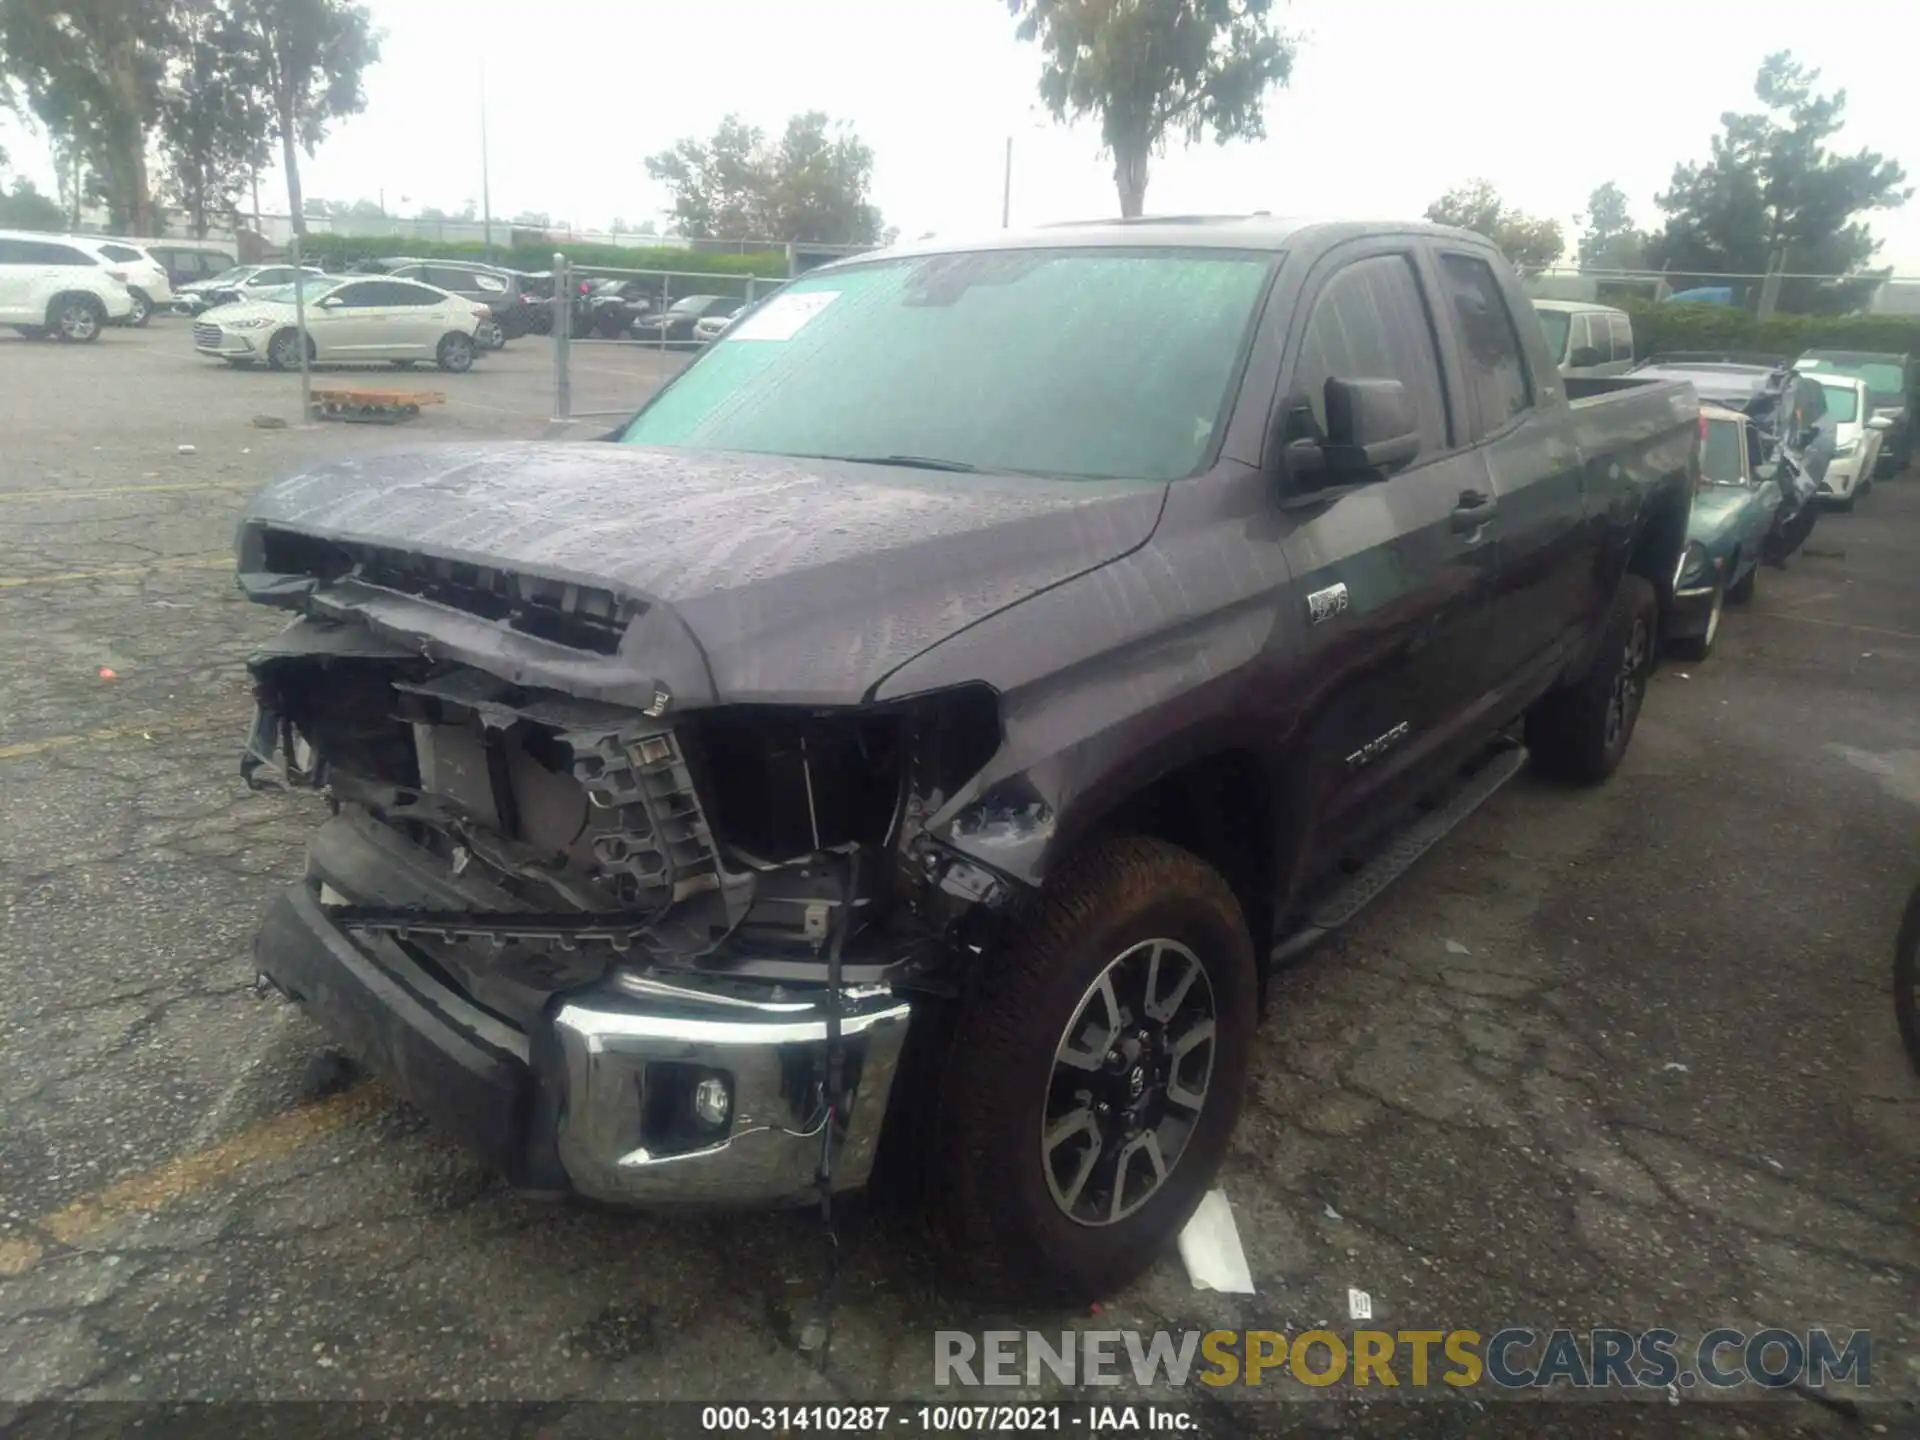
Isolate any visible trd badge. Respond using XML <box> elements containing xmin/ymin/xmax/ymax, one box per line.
<box><xmin>1307</xmin><ymin>582</ymin><xmax>1350</xmax><ymax>625</ymax></box>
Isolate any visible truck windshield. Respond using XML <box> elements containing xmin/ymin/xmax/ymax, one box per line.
<box><xmin>619</xmin><ymin>248</ymin><xmax>1275</xmax><ymax>481</ymax></box>
<box><xmin>1533</xmin><ymin>307</ymin><xmax>1572</xmax><ymax>361</ymax></box>
<box><xmin>1799</xmin><ymin>356</ymin><xmax>1903</xmax><ymax>398</ymax></box>
<box><xmin>1817</xmin><ymin>383</ymin><xmax>1859</xmax><ymax>422</ymax></box>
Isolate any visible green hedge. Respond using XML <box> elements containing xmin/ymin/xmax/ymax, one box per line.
<box><xmin>299</xmin><ymin>232</ymin><xmax>787</xmax><ymax>278</ymax></box>
<box><xmin>1621</xmin><ymin>301</ymin><xmax>1920</xmax><ymax>361</ymax></box>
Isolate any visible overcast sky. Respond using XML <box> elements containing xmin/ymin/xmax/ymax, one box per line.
<box><xmin>5</xmin><ymin>0</ymin><xmax>1917</xmax><ymax>274</ymax></box>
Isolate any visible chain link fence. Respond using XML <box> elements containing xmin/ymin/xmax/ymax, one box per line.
<box><xmin>545</xmin><ymin>254</ymin><xmax>789</xmax><ymax>422</ymax></box>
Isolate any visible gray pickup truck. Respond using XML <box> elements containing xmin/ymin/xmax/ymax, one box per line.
<box><xmin>236</xmin><ymin>217</ymin><xmax>1698</xmax><ymax>1302</ymax></box>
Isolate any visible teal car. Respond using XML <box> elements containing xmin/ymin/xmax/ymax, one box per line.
<box><xmin>1668</xmin><ymin>405</ymin><xmax>1781</xmax><ymax>660</ymax></box>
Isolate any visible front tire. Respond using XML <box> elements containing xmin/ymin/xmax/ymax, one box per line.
<box><xmin>1896</xmin><ymin>882</ymin><xmax>1920</xmax><ymax>1076</ymax></box>
<box><xmin>436</xmin><ymin>333</ymin><xmax>475</xmax><ymax>373</ymax></box>
<box><xmin>266</xmin><ymin>329</ymin><xmax>310</xmax><ymax>371</ymax></box>
<box><xmin>1668</xmin><ymin>581</ymin><xmax>1723</xmax><ymax>663</ymax></box>
<box><xmin>1726</xmin><ymin>550</ymin><xmax>1756</xmax><ymax>604</ymax></box>
<box><xmin>934</xmin><ymin>835</ymin><xmax>1257</xmax><ymax>1303</ymax></box>
<box><xmin>1527</xmin><ymin>574</ymin><xmax>1657</xmax><ymax>786</ymax></box>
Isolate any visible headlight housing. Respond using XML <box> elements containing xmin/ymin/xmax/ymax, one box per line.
<box><xmin>1675</xmin><ymin>541</ymin><xmax>1711</xmax><ymax>589</ymax></box>
<box><xmin>226</xmin><ymin>317</ymin><xmax>273</xmax><ymax>330</ymax></box>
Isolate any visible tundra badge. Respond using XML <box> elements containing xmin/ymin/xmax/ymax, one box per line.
<box><xmin>1307</xmin><ymin>582</ymin><xmax>1351</xmax><ymax>625</ymax></box>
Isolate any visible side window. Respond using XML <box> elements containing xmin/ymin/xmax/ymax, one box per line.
<box><xmin>1437</xmin><ymin>253</ymin><xmax>1533</xmax><ymax>435</ymax></box>
<box><xmin>472</xmin><ymin>272</ymin><xmax>507</xmax><ymax>294</ymax></box>
<box><xmin>424</xmin><ymin>267</ymin><xmax>476</xmax><ymax>292</ymax></box>
<box><xmin>99</xmin><ymin>243</ymin><xmax>141</xmax><ymax>262</ymax></box>
<box><xmin>1800</xmin><ymin>379</ymin><xmax>1826</xmax><ymax>424</ymax></box>
<box><xmin>1608</xmin><ymin>313</ymin><xmax>1632</xmax><ymax>364</ymax></box>
<box><xmin>330</xmin><ymin>283</ymin><xmax>383</xmax><ymax>308</ymax></box>
<box><xmin>386</xmin><ymin>282</ymin><xmax>442</xmax><ymax>306</ymax></box>
<box><xmin>1289</xmin><ymin>253</ymin><xmax>1450</xmax><ymax>459</ymax></box>
<box><xmin>250</xmin><ymin>268</ymin><xmax>289</xmax><ymax>286</ymax></box>
<box><xmin>0</xmin><ymin>238</ymin><xmax>32</xmax><ymax>264</ymax></box>
<box><xmin>33</xmin><ymin>243</ymin><xmax>97</xmax><ymax>266</ymax></box>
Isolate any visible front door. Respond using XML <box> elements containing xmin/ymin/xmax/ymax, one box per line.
<box><xmin>1269</xmin><ymin>241</ymin><xmax>1501</xmax><ymax>859</ymax></box>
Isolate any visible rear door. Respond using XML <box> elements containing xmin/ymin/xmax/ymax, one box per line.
<box><xmin>1270</xmin><ymin>239</ymin><xmax>1500</xmax><ymax>853</ymax></box>
<box><xmin>381</xmin><ymin>280</ymin><xmax>457</xmax><ymax>352</ymax></box>
<box><xmin>1430</xmin><ymin>247</ymin><xmax>1591</xmax><ymax>688</ymax></box>
<box><xmin>0</xmin><ymin>237</ymin><xmax>36</xmax><ymax>320</ymax></box>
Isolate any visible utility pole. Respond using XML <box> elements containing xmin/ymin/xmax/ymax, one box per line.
<box><xmin>1001</xmin><ymin>137</ymin><xmax>1012</xmax><ymax>228</ymax></box>
<box><xmin>480</xmin><ymin>62</ymin><xmax>493</xmax><ymax>262</ymax></box>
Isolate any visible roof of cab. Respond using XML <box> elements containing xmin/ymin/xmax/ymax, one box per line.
<box><xmin>817</xmin><ymin>214</ymin><xmax>1503</xmax><ymax>268</ymax></box>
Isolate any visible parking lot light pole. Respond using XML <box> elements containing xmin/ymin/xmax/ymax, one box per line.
<box><xmin>291</xmin><ymin>230</ymin><xmax>313</xmax><ymax>422</ymax></box>
<box><xmin>551</xmin><ymin>252</ymin><xmax>571</xmax><ymax>423</ymax></box>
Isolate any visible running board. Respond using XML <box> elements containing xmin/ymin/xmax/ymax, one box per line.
<box><xmin>1270</xmin><ymin>740</ymin><xmax>1528</xmax><ymax>967</ymax></box>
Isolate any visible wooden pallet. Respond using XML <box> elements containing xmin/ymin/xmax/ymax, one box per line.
<box><xmin>309</xmin><ymin>388</ymin><xmax>446</xmax><ymax>424</ymax></box>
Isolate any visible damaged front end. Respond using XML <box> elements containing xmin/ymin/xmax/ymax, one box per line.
<box><xmin>243</xmin><ymin>605</ymin><xmax>1015</xmax><ymax>1207</ymax></box>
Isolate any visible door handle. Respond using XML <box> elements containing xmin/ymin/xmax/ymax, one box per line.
<box><xmin>1450</xmin><ymin>489</ymin><xmax>1494</xmax><ymax>534</ymax></box>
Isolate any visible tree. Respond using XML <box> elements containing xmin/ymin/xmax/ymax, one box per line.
<box><xmin>156</xmin><ymin>2</ymin><xmax>274</xmax><ymax>237</ymax></box>
<box><xmin>0</xmin><ymin>174</ymin><xmax>61</xmax><ymax>228</ymax></box>
<box><xmin>231</xmin><ymin>0</ymin><xmax>379</xmax><ymax>233</ymax></box>
<box><xmin>0</xmin><ymin>0</ymin><xmax>179</xmax><ymax>232</ymax></box>
<box><xmin>1425</xmin><ymin>179</ymin><xmax>1565</xmax><ymax>273</ymax></box>
<box><xmin>1576</xmin><ymin>180</ymin><xmax>1650</xmax><ymax>272</ymax></box>
<box><xmin>1007</xmin><ymin>0</ymin><xmax>1296</xmax><ymax>219</ymax></box>
<box><xmin>1647</xmin><ymin>52</ymin><xmax>1910</xmax><ymax>310</ymax></box>
<box><xmin>645</xmin><ymin>112</ymin><xmax>886</xmax><ymax>243</ymax></box>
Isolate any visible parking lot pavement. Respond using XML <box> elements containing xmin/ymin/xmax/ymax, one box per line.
<box><xmin>1</xmin><ymin>324</ymin><xmax>1915</xmax><ymax>1430</ymax></box>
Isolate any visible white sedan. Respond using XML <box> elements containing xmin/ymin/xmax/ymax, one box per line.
<box><xmin>193</xmin><ymin>275</ymin><xmax>489</xmax><ymax>372</ymax></box>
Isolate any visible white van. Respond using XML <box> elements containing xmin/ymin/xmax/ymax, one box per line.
<box><xmin>1532</xmin><ymin>300</ymin><xmax>1635</xmax><ymax>378</ymax></box>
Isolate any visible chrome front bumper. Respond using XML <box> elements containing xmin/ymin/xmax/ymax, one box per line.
<box><xmin>553</xmin><ymin>975</ymin><xmax>912</xmax><ymax>1206</ymax></box>
<box><xmin>255</xmin><ymin>883</ymin><xmax>914</xmax><ymax>1208</ymax></box>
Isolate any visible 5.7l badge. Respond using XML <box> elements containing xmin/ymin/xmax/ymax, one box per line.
<box><xmin>1307</xmin><ymin>582</ymin><xmax>1351</xmax><ymax>625</ymax></box>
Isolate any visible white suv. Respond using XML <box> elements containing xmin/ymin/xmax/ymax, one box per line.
<box><xmin>0</xmin><ymin>230</ymin><xmax>136</xmax><ymax>342</ymax></box>
<box><xmin>79</xmin><ymin>237</ymin><xmax>173</xmax><ymax>326</ymax></box>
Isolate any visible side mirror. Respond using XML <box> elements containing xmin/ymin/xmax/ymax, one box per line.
<box><xmin>317</xmin><ymin>295</ymin><xmax>343</xmax><ymax>309</ymax></box>
<box><xmin>1568</xmin><ymin>346</ymin><xmax>1603</xmax><ymax>369</ymax></box>
<box><xmin>1754</xmin><ymin>461</ymin><xmax>1779</xmax><ymax>484</ymax></box>
<box><xmin>1868</xmin><ymin>414</ymin><xmax>1894</xmax><ymax>432</ymax></box>
<box><xmin>1321</xmin><ymin>378</ymin><xmax>1421</xmax><ymax>474</ymax></box>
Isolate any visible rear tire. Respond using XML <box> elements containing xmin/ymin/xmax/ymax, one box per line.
<box><xmin>126</xmin><ymin>288</ymin><xmax>153</xmax><ymax>327</ymax></box>
<box><xmin>933</xmin><ymin>835</ymin><xmax>1257</xmax><ymax>1303</ymax></box>
<box><xmin>436</xmin><ymin>333</ymin><xmax>475</xmax><ymax>373</ymax></box>
<box><xmin>51</xmin><ymin>295</ymin><xmax>105</xmax><ymax>343</ymax></box>
<box><xmin>1526</xmin><ymin>574</ymin><xmax>1657</xmax><ymax>786</ymax></box>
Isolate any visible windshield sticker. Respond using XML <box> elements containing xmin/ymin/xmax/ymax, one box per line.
<box><xmin>727</xmin><ymin>290</ymin><xmax>840</xmax><ymax>342</ymax></box>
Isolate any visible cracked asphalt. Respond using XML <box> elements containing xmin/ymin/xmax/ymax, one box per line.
<box><xmin>0</xmin><ymin>319</ymin><xmax>1916</xmax><ymax>1436</ymax></box>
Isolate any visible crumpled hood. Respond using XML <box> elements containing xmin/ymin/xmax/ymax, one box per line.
<box><xmin>238</xmin><ymin>442</ymin><xmax>1165</xmax><ymax>708</ymax></box>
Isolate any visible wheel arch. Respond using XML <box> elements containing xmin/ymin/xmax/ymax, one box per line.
<box><xmin>44</xmin><ymin>289</ymin><xmax>106</xmax><ymax>324</ymax></box>
<box><xmin>1061</xmin><ymin>746</ymin><xmax>1292</xmax><ymax>976</ymax></box>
